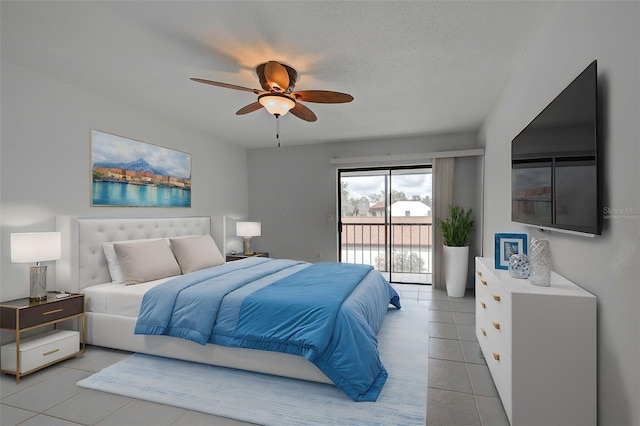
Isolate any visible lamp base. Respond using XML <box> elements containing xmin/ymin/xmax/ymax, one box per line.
<box><xmin>29</xmin><ymin>265</ymin><xmax>48</xmax><ymax>302</ymax></box>
<box><xmin>243</xmin><ymin>237</ymin><xmax>254</xmax><ymax>256</ymax></box>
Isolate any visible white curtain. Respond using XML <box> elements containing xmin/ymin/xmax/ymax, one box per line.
<box><xmin>432</xmin><ymin>157</ymin><xmax>455</xmax><ymax>290</ymax></box>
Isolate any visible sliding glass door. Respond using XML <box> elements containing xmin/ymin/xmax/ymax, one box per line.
<box><xmin>338</xmin><ymin>166</ymin><xmax>433</xmax><ymax>284</ymax></box>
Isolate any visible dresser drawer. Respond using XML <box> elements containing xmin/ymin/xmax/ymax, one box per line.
<box><xmin>484</xmin><ymin>293</ymin><xmax>511</xmax><ymax>344</ymax></box>
<box><xmin>478</xmin><ymin>316</ymin><xmax>511</xmax><ymax>360</ymax></box>
<box><xmin>19</xmin><ymin>297</ymin><xmax>83</xmax><ymax>329</ymax></box>
<box><xmin>476</xmin><ymin>268</ymin><xmax>508</xmax><ymax>303</ymax></box>
<box><xmin>476</xmin><ymin>266</ymin><xmax>512</xmax><ymax>357</ymax></box>
<box><xmin>1</xmin><ymin>330</ymin><xmax>80</xmax><ymax>373</ymax></box>
<box><xmin>475</xmin><ymin>268</ymin><xmax>491</xmax><ymax>295</ymax></box>
<box><xmin>478</xmin><ymin>286</ymin><xmax>510</xmax><ymax>320</ymax></box>
<box><xmin>486</xmin><ymin>348</ymin><xmax>513</xmax><ymax>420</ymax></box>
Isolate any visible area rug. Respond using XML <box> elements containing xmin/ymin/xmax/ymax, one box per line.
<box><xmin>77</xmin><ymin>300</ymin><xmax>428</xmax><ymax>425</ymax></box>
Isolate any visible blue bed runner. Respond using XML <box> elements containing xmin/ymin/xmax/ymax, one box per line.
<box><xmin>233</xmin><ymin>262</ymin><xmax>371</xmax><ymax>358</ymax></box>
<box><xmin>134</xmin><ymin>258</ymin><xmax>400</xmax><ymax>401</ymax></box>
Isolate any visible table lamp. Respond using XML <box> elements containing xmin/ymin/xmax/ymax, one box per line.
<box><xmin>11</xmin><ymin>232</ymin><xmax>62</xmax><ymax>302</ymax></box>
<box><xmin>236</xmin><ymin>222</ymin><xmax>261</xmax><ymax>255</ymax></box>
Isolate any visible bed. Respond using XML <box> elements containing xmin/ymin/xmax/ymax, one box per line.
<box><xmin>55</xmin><ymin>216</ymin><xmax>400</xmax><ymax>401</ymax></box>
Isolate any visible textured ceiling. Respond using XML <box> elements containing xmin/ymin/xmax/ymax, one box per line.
<box><xmin>1</xmin><ymin>1</ymin><xmax>552</xmax><ymax>148</ymax></box>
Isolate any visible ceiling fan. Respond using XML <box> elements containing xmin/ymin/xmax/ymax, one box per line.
<box><xmin>191</xmin><ymin>61</ymin><xmax>353</xmax><ymax>122</ymax></box>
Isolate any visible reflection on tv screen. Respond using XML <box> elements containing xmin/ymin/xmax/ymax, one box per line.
<box><xmin>555</xmin><ymin>162</ymin><xmax>597</xmax><ymax>228</ymax></box>
<box><xmin>512</xmin><ymin>165</ymin><xmax>552</xmax><ymax>225</ymax></box>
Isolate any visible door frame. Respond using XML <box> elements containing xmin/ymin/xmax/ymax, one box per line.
<box><xmin>337</xmin><ymin>165</ymin><xmax>433</xmax><ymax>284</ymax></box>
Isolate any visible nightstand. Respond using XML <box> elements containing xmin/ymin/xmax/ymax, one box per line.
<box><xmin>226</xmin><ymin>252</ymin><xmax>269</xmax><ymax>262</ymax></box>
<box><xmin>0</xmin><ymin>292</ymin><xmax>85</xmax><ymax>383</ymax></box>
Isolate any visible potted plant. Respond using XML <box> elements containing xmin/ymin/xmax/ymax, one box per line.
<box><xmin>438</xmin><ymin>205</ymin><xmax>474</xmax><ymax>297</ymax></box>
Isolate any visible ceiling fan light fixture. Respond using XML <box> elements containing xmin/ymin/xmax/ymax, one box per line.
<box><xmin>258</xmin><ymin>94</ymin><xmax>296</xmax><ymax>117</ymax></box>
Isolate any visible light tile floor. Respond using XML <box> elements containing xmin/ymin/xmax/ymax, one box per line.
<box><xmin>1</xmin><ymin>285</ymin><xmax>509</xmax><ymax>426</ymax></box>
<box><xmin>391</xmin><ymin>283</ymin><xmax>509</xmax><ymax>426</ymax></box>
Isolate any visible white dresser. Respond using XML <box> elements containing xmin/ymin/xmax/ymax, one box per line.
<box><xmin>475</xmin><ymin>257</ymin><xmax>596</xmax><ymax>426</ymax></box>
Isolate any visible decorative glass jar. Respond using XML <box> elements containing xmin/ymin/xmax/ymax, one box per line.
<box><xmin>529</xmin><ymin>238</ymin><xmax>551</xmax><ymax>286</ymax></box>
<box><xmin>508</xmin><ymin>253</ymin><xmax>531</xmax><ymax>279</ymax></box>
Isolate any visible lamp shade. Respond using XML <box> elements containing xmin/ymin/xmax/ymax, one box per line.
<box><xmin>11</xmin><ymin>232</ymin><xmax>62</xmax><ymax>263</ymax></box>
<box><xmin>258</xmin><ymin>94</ymin><xmax>295</xmax><ymax>116</ymax></box>
<box><xmin>236</xmin><ymin>222</ymin><xmax>261</xmax><ymax>238</ymax></box>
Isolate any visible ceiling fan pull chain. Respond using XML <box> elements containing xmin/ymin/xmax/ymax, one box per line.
<box><xmin>275</xmin><ymin>114</ymin><xmax>281</xmax><ymax>148</ymax></box>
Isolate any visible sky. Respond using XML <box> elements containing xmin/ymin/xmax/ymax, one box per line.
<box><xmin>343</xmin><ymin>172</ymin><xmax>432</xmax><ymax>200</ymax></box>
<box><xmin>91</xmin><ymin>130</ymin><xmax>191</xmax><ymax>179</ymax></box>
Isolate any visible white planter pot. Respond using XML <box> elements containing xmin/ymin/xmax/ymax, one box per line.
<box><xmin>443</xmin><ymin>245</ymin><xmax>469</xmax><ymax>297</ymax></box>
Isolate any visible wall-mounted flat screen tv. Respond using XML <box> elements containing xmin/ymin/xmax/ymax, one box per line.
<box><xmin>512</xmin><ymin>60</ymin><xmax>602</xmax><ymax>236</ymax></box>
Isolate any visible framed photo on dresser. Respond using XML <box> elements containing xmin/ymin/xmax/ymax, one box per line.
<box><xmin>494</xmin><ymin>233</ymin><xmax>527</xmax><ymax>269</ymax></box>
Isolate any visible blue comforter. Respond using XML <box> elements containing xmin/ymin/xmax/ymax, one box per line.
<box><xmin>134</xmin><ymin>257</ymin><xmax>400</xmax><ymax>401</ymax></box>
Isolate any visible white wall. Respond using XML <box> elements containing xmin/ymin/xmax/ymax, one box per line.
<box><xmin>0</xmin><ymin>62</ymin><xmax>248</xmax><ymax>301</ymax></box>
<box><xmin>247</xmin><ymin>133</ymin><xmax>483</xmax><ymax>284</ymax></box>
<box><xmin>479</xmin><ymin>2</ymin><xmax>639</xmax><ymax>424</ymax></box>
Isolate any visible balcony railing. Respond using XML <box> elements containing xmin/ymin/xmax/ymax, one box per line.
<box><xmin>340</xmin><ymin>221</ymin><xmax>433</xmax><ymax>278</ymax></box>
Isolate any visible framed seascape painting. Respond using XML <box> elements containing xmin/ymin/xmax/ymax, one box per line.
<box><xmin>494</xmin><ymin>233</ymin><xmax>527</xmax><ymax>270</ymax></box>
<box><xmin>91</xmin><ymin>130</ymin><xmax>191</xmax><ymax>207</ymax></box>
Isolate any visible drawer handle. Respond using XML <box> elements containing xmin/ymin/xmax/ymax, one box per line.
<box><xmin>492</xmin><ymin>294</ymin><xmax>501</xmax><ymax>302</ymax></box>
<box><xmin>43</xmin><ymin>348</ymin><xmax>60</xmax><ymax>356</ymax></box>
<box><xmin>480</xmin><ymin>302</ymin><xmax>487</xmax><ymax>309</ymax></box>
<box><xmin>480</xmin><ymin>328</ymin><xmax>487</xmax><ymax>336</ymax></box>
<box><xmin>492</xmin><ymin>321</ymin><xmax>501</xmax><ymax>330</ymax></box>
<box><xmin>43</xmin><ymin>308</ymin><xmax>64</xmax><ymax>316</ymax></box>
<box><xmin>481</xmin><ymin>280</ymin><xmax>487</xmax><ymax>286</ymax></box>
<box><xmin>477</xmin><ymin>271</ymin><xmax>483</xmax><ymax>277</ymax></box>
<box><xmin>493</xmin><ymin>352</ymin><xmax>501</xmax><ymax>361</ymax></box>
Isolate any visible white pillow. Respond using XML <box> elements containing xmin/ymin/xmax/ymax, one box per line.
<box><xmin>102</xmin><ymin>238</ymin><xmax>166</xmax><ymax>283</ymax></box>
<box><xmin>170</xmin><ymin>235</ymin><xmax>225</xmax><ymax>274</ymax></box>
<box><xmin>113</xmin><ymin>239</ymin><xmax>181</xmax><ymax>285</ymax></box>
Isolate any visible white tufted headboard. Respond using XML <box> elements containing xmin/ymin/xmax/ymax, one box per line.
<box><xmin>56</xmin><ymin>216</ymin><xmax>216</xmax><ymax>293</ymax></box>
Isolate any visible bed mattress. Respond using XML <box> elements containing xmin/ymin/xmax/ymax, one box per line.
<box><xmin>84</xmin><ymin>278</ymin><xmax>174</xmax><ymax>317</ymax></box>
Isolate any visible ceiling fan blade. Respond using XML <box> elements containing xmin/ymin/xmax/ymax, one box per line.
<box><xmin>282</xmin><ymin>64</ymin><xmax>298</xmax><ymax>93</ymax></box>
<box><xmin>256</xmin><ymin>64</ymin><xmax>271</xmax><ymax>91</ymax></box>
<box><xmin>292</xmin><ymin>90</ymin><xmax>354</xmax><ymax>104</ymax></box>
<box><xmin>236</xmin><ymin>101</ymin><xmax>264</xmax><ymax>115</ymax></box>
<box><xmin>264</xmin><ymin>61</ymin><xmax>290</xmax><ymax>92</ymax></box>
<box><xmin>290</xmin><ymin>103</ymin><xmax>317</xmax><ymax>122</ymax></box>
<box><xmin>257</xmin><ymin>62</ymin><xmax>298</xmax><ymax>93</ymax></box>
<box><xmin>190</xmin><ymin>78</ymin><xmax>261</xmax><ymax>94</ymax></box>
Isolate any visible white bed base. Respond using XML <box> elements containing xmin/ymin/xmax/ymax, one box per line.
<box><xmin>56</xmin><ymin>216</ymin><xmax>332</xmax><ymax>384</ymax></box>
